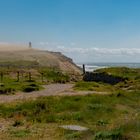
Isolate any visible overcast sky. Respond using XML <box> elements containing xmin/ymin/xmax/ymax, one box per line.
<box><xmin>0</xmin><ymin>0</ymin><xmax>140</xmax><ymax>63</ymax></box>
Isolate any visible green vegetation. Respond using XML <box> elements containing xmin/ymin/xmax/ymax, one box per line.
<box><xmin>74</xmin><ymin>81</ymin><xmax>114</xmax><ymax>92</ymax></box>
<box><xmin>95</xmin><ymin>67</ymin><xmax>140</xmax><ymax>80</ymax></box>
<box><xmin>0</xmin><ymin>67</ymin><xmax>70</xmax><ymax>94</ymax></box>
<box><xmin>0</xmin><ymin>67</ymin><xmax>139</xmax><ymax>139</ymax></box>
<box><xmin>10</xmin><ymin>129</ymin><xmax>31</xmax><ymax>138</ymax></box>
<box><xmin>0</xmin><ymin>77</ymin><xmax>42</xmax><ymax>94</ymax></box>
<box><xmin>0</xmin><ymin>90</ymin><xmax>140</xmax><ymax>139</ymax></box>
<box><xmin>94</xmin><ymin>129</ymin><xmax>123</xmax><ymax>140</ymax></box>
<box><xmin>39</xmin><ymin>68</ymin><xmax>70</xmax><ymax>83</ymax></box>
<box><xmin>22</xmin><ymin>83</ymin><xmax>41</xmax><ymax>92</ymax></box>
<box><xmin>75</xmin><ymin>67</ymin><xmax>140</xmax><ymax>92</ymax></box>
<box><xmin>0</xmin><ymin>60</ymin><xmax>39</xmax><ymax>68</ymax></box>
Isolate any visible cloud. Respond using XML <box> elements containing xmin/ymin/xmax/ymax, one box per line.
<box><xmin>70</xmin><ymin>42</ymin><xmax>76</xmax><ymax>46</ymax></box>
<box><xmin>45</xmin><ymin>45</ymin><xmax>140</xmax><ymax>56</ymax></box>
<box><xmin>39</xmin><ymin>42</ymin><xmax>49</xmax><ymax>46</ymax></box>
<box><xmin>38</xmin><ymin>42</ymin><xmax>140</xmax><ymax>62</ymax></box>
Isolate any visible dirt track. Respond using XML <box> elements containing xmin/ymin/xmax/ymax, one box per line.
<box><xmin>0</xmin><ymin>84</ymin><xmax>73</xmax><ymax>103</ymax></box>
<box><xmin>0</xmin><ymin>84</ymin><xmax>108</xmax><ymax>104</ymax></box>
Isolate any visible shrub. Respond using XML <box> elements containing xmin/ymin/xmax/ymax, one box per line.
<box><xmin>0</xmin><ymin>87</ymin><xmax>15</xmax><ymax>94</ymax></box>
<box><xmin>96</xmin><ymin>120</ymin><xmax>109</xmax><ymax>126</ymax></box>
<box><xmin>95</xmin><ymin>129</ymin><xmax>123</xmax><ymax>140</ymax></box>
<box><xmin>65</xmin><ymin>131</ymin><xmax>82</xmax><ymax>139</ymax></box>
<box><xmin>22</xmin><ymin>83</ymin><xmax>40</xmax><ymax>92</ymax></box>
<box><xmin>10</xmin><ymin>129</ymin><xmax>30</xmax><ymax>137</ymax></box>
<box><xmin>13</xmin><ymin>120</ymin><xmax>24</xmax><ymax>127</ymax></box>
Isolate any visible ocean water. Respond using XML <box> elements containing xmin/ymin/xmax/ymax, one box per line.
<box><xmin>77</xmin><ymin>63</ymin><xmax>140</xmax><ymax>72</ymax></box>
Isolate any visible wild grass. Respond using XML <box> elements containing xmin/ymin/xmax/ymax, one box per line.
<box><xmin>0</xmin><ymin>67</ymin><xmax>70</xmax><ymax>94</ymax></box>
<box><xmin>74</xmin><ymin>81</ymin><xmax>114</xmax><ymax>92</ymax></box>
<box><xmin>0</xmin><ymin>67</ymin><xmax>139</xmax><ymax>139</ymax></box>
<box><xmin>0</xmin><ymin>90</ymin><xmax>140</xmax><ymax>139</ymax></box>
<box><xmin>75</xmin><ymin>67</ymin><xmax>140</xmax><ymax>93</ymax></box>
<box><xmin>95</xmin><ymin>67</ymin><xmax>140</xmax><ymax>80</ymax></box>
<box><xmin>39</xmin><ymin>68</ymin><xmax>70</xmax><ymax>83</ymax></box>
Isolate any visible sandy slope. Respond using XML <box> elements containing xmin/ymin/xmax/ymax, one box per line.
<box><xmin>0</xmin><ymin>44</ymin><xmax>29</xmax><ymax>51</ymax></box>
<box><xmin>0</xmin><ymin>44</ymin><xmax>81</xmax><ymax>73</ymax></box>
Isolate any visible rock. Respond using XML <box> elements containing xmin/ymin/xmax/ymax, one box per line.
<box><xmin>59</xmin><ymin>125</ymin><xmax>89</xmax><ymax>131</ymax></box>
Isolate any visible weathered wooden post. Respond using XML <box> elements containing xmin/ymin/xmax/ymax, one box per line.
<box><xmin>7</xmin><ymin>65</ymin><xmax>10</xmax><ymax>69</ymax></box>
<box><xmin>17</xmin><ymin>71</ymin><xmax>20</xmax><ymax>82</ymax></box>
<box><xmin>0</xmin><ymin>72</ymin><xmax>3</xmax><ymax>82</ymax></box>
<box><xmin>83</xmin><ymin>64</ymin><xmax>86</xmax><ymax>74</ymax></box>
<box><xmin>29</xmin><ymin>72</ymin><xmax>32</xmax><ymax>81</ymax></box>
<box><xmin>41</xmin><ymin>72</ymin><xmax>44</xmax><ymax>82</ymax></box>
<box><xmin>21</xmin><ymin>71</ymin><xmax>24</xmax><ymax>81</ymax></box>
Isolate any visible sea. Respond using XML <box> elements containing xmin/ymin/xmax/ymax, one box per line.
<box><xmin>77</xmin><ymin>63</ymin><xmax>140</xmax><ymax>72</ymax></box>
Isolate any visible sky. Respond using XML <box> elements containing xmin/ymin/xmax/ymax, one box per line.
<box><xmin>0</xmin><ymin>0</ymin><xmax>140</xmax><ymax>63</ymax></box>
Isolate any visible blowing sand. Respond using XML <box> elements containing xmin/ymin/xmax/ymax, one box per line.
<box><xmin>0</xmin><ymin>44</ymin><xmax>30</xmax><ymax>52</ymax></box>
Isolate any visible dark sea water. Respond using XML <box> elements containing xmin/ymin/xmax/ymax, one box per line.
<box><xmin>77</xmin><ymin>63</ymin><xmax>140</xmax><ymax>72</ymax></box>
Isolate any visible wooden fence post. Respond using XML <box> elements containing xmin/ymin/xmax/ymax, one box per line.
<box><xmin>83</xmin><ymin>64</ymin><xmax>86</xmax><ymax>74</ymax></box>
<box><xmin>41</xmin><ymin>72</ymin><xmax>44</xmax><ymax>82</ymax></box>
<box><xmin>29</xmin><ymin>72</ymin><xmax>32</xmax><ymax>81</ymax></box>
<box><xmin>17</xmin><ymin>71</ymin><xmax>20</xmax><ymax>82</ymax></box>
<box><xmin>0</xmin><ymin>72</ymin><xmax>3</xmax><ymax>82</ymax></box>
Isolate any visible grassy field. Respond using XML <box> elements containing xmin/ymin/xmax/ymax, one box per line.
<box><xmin>0</xmin><ymin>67</ymin><xmax>139</xmax><ymax>140</ymax></box>
<box><xmin>0</xmin><ymin>90</ymin><xmax>140</xmax><ymax>139</ymax></box>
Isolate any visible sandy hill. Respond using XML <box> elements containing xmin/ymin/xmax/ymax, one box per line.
<box><xmin>0</xmin><ymin>44</ymin><xmax>81</xmax><ymax>74</ymax></box>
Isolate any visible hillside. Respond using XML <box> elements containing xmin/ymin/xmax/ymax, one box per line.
<box><xmin>0</xmin><ymin>44</ymin><xmax>81</xmax><ymax>74</ymax></box>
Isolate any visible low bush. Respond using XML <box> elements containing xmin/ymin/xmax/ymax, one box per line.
<box><xmin>22</xmin><ymin>83</ymin><xmax>40</xmax><ymax>92</ymax></box>
<box><xmin>95</xmin><ymin>129</ymin><xmax>123</xmax><ymax>140</ymax></box>
<box><xmin>0</xmin><ymin>87</ymin><xmax>15</xmax><ymax>94</ymax></box>
<box><xmin>12</xmin><ymin>120</ymin><xmax>24</xmax><ymax>127</ymax></box>
<box><xmin>10</xmin><ymin>129</ymin><xmax>30</xmax><ymax>138</ymax></box>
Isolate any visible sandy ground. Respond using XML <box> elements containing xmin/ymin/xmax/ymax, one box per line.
<box><xmin>0</xmin><ymin>84</ymin><xmax>108</xmax><ymax>104</ymax></box>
